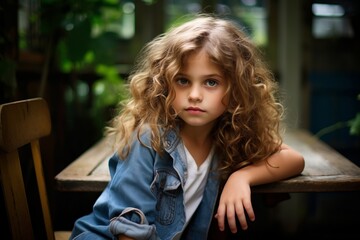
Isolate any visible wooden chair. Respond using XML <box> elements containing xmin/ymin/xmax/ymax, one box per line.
<box><xmin>0</xmin><ymin>98</ymin><xmax>71</xmax><ymax>240</ymax></box>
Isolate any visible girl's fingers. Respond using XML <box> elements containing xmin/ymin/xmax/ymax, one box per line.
<box><xmin>244</xmin><ymin>201</ymin><xmax>255</xmax><ymax>222</ymax></box>
<box><xmin>216</xmin><ymin>185</ymin><xmax>255</xmax><ymax>233</ymax></box>
<box><xmin>215</xmin><ymin>204</ymin><xmax>226</xmax><ymax>231</ymax></box>
<box><xmin>235</xmin><ymin>201</ymin><xmax>248</xmax><ymax>230</ymax></box>
<box><xmin>226</xmin><ymin>204</ymin><xmax>237</xmax><ymax>233</ymax></box>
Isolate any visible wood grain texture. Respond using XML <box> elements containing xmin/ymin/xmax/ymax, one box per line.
<box><xmin>0</xmin><ymin>98</ymin><xmax>71</xmax><ymax>240</ymax></box>
<box><xmin>55</xmin><ymin>129</ymin><xmax>360</xmax><ymax>192</ymax></box>
<box><xmin>0</xmin><ymin>97</ymin><xmax>51</xmax><ymax>152</ymax></box>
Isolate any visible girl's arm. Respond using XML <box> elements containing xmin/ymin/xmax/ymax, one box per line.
<box><xmin>215</xmin><ymin>143</ymin><xmax>305</xmax><ymax>233</ymax></box>
<box><xmin>71</xmin><ymin>131</ymin><xmax>160</xmax><ymax>239</ymax></box>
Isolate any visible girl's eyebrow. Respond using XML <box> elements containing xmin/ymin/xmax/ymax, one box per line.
<box><xmin>175</xmin><ymin>72</ymin><xmax>186</xmax><ymax>76</ymax></box>
<box><xmin>176</xmin><ymin>73</ymin><xmax>223</xmax><ymax>79</ymax></box>
<box><xmin>204</xmin><ymin>74</ymin><xmax>223</xmax><ymax>79</ymax></box>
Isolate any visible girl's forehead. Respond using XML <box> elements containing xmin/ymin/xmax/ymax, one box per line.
<box><xmin>182</xmin><ymin>48</ymin><xmax>213</xmax><ymax>65</ymax></box>
<box><xmin>181</xmin><ymin>50</ymin><xmax>217</xmax><ymax>69</ymax></box>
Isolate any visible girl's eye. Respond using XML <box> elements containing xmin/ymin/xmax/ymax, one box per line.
<box><xmin>176</xmin><ymin>77</ymin><xmax>189</xmax><ymax>86</ymax></box>
<box><xmin>205</xmin><ymin>79</ymin><xmax>218</xmax><ymax>87</ymax></box>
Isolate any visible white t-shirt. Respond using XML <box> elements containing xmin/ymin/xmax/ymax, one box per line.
<box><xmin>172</xmin><ymin>146</ymin><xmax>214</xmax><ymax>240</ymax></box>
<box><xmin>183</xmin><ymin>146</ymin><xmax>214</xmax><ymax>226</ymax></box>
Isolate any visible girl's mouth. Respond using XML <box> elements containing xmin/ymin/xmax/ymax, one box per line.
<box><xmin>186</xmin><ymin>107</ymin><xmax>205</xmax><ymax>113</ymax></box>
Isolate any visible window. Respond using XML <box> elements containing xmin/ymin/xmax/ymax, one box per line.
<box><xmin>165</xmin><ymin>0</ymin><xmax>268</xmax><ymax>46</ymax></box>
<box><xmin>312</xmin><ymin>2</ymin><xmax>354</xmax><ymax>38</ymax></box>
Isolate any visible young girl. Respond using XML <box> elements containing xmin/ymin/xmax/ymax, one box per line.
<box><xmin>70</xmin><ymin>14</ymin><xmax>304</xmax><ymax>240</ymax></box>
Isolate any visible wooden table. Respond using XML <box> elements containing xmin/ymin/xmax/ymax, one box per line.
<box><xmin>55</xmin><ymin>129</ymin><xmax>360</xmax><ymax>193</ymax></box>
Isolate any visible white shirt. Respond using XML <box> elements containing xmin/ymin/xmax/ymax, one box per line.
<box><xmin>172</xmin><ymin>146</ymin><xmax>214</xmax><ymax>240</ymax></box>
<box><xmin>183</xmin><ymin>146</ymin><xmax>214</xmax><ymax>226</ymax></box>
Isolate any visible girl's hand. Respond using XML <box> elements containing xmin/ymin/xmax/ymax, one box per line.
<box><xmin>215</xmin><ymin>171</ymin><xmax>255</xmax><ymax>233</ymax></box>
<box><xmin>215</xmin><ymin>144</ymin><xmax>304</xmax><ymax>233</ymax></box>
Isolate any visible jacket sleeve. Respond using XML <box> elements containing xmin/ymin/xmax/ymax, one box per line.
<box><xmin>109</xmin><ymin>207</ymin><xmax>158</xmax><ymax>240</ymax></box>
<box><xmin>71</xmin><ymin>133</ymin><xmax>161</xmax><ymax>240</ymax></box>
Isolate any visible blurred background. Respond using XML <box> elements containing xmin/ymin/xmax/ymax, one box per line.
<box><xmin>0</xmin><ymin>0</ymin><xmax>359</xmax><ymax>239</ymax></box>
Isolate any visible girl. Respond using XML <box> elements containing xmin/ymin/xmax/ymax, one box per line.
<box><xmin>70</xmin><ymin>14</ymin><xmax>304</xmax><ymax>240</ymax></box>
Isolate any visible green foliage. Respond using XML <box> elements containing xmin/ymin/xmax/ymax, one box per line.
<box><xmin>43</xmin><ymin>3</ymin><xmax>126</xmax><ymax>79</ymax></box>
<box><xmin>87</xmin><ymin>65</ymin><xmax>126</xmax><ymax>133</ymax></box>
<box><xmin>45</xmin><ymin>0</ymin><xmax>125</xmax><ymax>71</ymax></box>
<box><xmin>93</xmin><ymin>64</ymin><xmax>128</xmax><ymax>110</ymax></box>
<box><xmin>349</xmin><ymin>94</ymin><xmax>360</xmax><ymax>135</ymax></box>
<box><xmin>63</xmin><ymin>18</ymin><xmax>92</xmax><ymax>63</ymax></box>
<box><xmin>316</xmin><ymin>94</ymin><xmax>360</xmax><ymax>138</ymax></box>
<box><xmin>37</xmin><ymin>0</ymin><xmax>130</xmax><ymax>139</ymax></box>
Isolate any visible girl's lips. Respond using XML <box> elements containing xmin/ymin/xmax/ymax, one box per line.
<box><xmin>185</xmin><ymin>107</ymin><xmax>205</xmax><ymax>112</ymax></box>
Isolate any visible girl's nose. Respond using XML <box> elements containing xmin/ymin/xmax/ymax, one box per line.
<box><xmin>188</xmin><ymin>86</ymin><xmax>202</xmax><ymax>102</ymax></box>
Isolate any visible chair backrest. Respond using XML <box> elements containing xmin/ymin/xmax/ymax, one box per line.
<box><xmin>0</xmin><ymin>98</ymin><xmax>55</xmax><ymax>240</ymax></box>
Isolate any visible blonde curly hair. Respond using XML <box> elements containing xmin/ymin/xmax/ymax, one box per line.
<box><xmin>107</xmin><ymin>14</ymin><xmax>284</xmax><ymax>180</ymax></box>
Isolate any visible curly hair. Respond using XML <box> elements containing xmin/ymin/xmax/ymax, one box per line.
<box><xmin>107</xmin><ymin>14</ymin><xmax>284</xmax><ymax>180</ymax></box>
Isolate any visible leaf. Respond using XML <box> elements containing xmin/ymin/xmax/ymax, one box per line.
<box><xmin>349</xmin><ymin>113</ymin><xmax>360</xmax><ymax>136</ymax></box>
<box><xmin>90</xmin><ymin>31</ymin><xmax>120</xmax><ymax>65</ymax></box>
<box><xmin>64</xmin><ymin>17</ymin><xmax>92</xmax><ymax>63</ymax></box>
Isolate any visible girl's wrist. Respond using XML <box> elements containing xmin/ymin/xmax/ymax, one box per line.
<box><xmin>230</xmin><ymin>169</ymin><xmax>252</xmax><ymax>186</ymax></box>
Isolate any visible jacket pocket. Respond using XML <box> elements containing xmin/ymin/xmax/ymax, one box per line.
<box><xmin>151</xmin><ymin>169</ymin><xmax>181</xmax><ymax>225</ymax></box>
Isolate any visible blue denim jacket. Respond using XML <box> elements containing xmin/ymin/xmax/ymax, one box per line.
<box><xmin>70</xmin><ymin>129</ymin><xmax>220</xmax><ymax>240</ymax></box>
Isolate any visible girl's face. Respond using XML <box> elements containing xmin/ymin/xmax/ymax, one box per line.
<box><xmin>172</xmin><ymin>50</ymin><xmax>229</xmax><ymax>129</ymax></box>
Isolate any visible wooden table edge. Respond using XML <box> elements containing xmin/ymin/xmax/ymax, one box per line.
<box><xmin>55</xmin><ymin>174</ymin><xmax>360</xmax><ymax>193</ymax></box>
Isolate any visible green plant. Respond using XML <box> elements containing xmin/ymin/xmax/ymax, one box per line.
<box><xmin>9</xmin><ymin>0</ymin><xmax>136</xmax><ymax>147</ymax></box>
<box><xmin>16</xmin><ymin>0</ymin><xmax>134</xmax><ymax>95</ymax></box>
<box><xmin>315</xmin><ymin>93</ymin><xmax>360</xmax><ymax>138</ymax></box>
<box><xmin>45</xmin><ymin>0</ymin><xmax>131</xmax><ymax>140</ymax></box>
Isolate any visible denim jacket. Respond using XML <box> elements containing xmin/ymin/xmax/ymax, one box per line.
<box><xmin>70</xmin><ymin>129</ymin><xmax>220</xmax><ymax>240</ymax></box>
